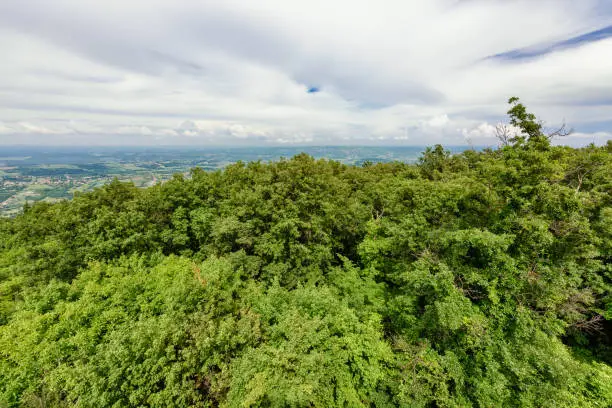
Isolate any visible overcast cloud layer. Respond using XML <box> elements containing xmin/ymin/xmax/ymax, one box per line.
<box><xmin>0</xmin><ymin>0</ymin><xmax>611</xmax><ymax>146</ymax></box>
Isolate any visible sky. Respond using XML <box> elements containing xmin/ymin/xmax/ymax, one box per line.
<box><xmin>0</xmin><ymin>0</ymin><xmax>611</xmax><ymax>147</ymax></box>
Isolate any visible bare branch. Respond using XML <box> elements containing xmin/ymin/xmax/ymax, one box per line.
<box><xmin>547</xmin><ymin>121</ymin><xmax>573</xmax><ymax>139</ymax></box>
<box><xmin>571</xmin><ymin>314</ymin><xmax>604</xmax><ymax>334</ymax></box>
<box><xmin>495</xmin><ymin>122</ymin><xmax>512</xmax><ymax>147</ymax></box>
<box><xmin>373</xmin><ymin>207</ymin><xmax>385</xmax><ymax>221</ymax></box>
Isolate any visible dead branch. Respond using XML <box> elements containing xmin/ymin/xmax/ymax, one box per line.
<box><xmin>495</xmin><ymin>122</ymin><xmax>512</xmax><ymax>147</ymax></box>
<box><xmin>547</xmin><ymin>121</ymin><xmax>573</xmax><ymax>139</ymax></box>
<box><xmin>571</xmin><ymin>314</ymin><xmax>604</xmax><ymax>334</ymax></box>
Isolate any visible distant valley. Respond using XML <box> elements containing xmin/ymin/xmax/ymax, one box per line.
<box><xmin>0</xmin><ymin>146</ymin><xmax>470</xmax><ymax>216</ymax></box>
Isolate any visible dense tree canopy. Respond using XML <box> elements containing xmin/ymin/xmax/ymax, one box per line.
<box><xmin>1</xmin><ymin>101</ymin><xmax>611</xmax><ymax>407</ymax></box>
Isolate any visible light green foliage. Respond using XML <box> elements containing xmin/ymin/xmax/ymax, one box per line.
<box><xmin>225</xmin><ymin>283</ymin><xmax>392</xmax><ymax>407</ymax></box>
<box><xmin>0</xmin><ymin>102</ymin><xmax>611</xmax><ymax>407</ymax></box>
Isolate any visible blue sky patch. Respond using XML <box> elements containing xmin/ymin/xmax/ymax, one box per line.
<box><xmin>487</xmin><ymin>25</ymin><xmax>612</xmax><ymax>61</ymax></box>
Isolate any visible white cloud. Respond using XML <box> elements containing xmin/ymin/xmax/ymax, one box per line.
<box><xmin>461</xmin><ymin>123</ymin><xmax>498</xmax><ymax>140</ymax></box>
<box><xmin>0</xmin><ymin>0</ymin><xmax>610</xmax><ymax>145</ymax></box>
<box><xmin>425</xmin><ymin>115</ymin><xmax>451</xmax><ymax>129</ymax></box>
<box><xmin>0</xmin><ymin>122</ymin><xmax>14</xmax><ymax>135</ymax></box>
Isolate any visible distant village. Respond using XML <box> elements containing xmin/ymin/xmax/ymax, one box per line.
<box><xmin>0</xmin><ymin>170</ymin><xmax>168</xmax><ymax>217</ymax></box>
<box><xmin>0</xmin><ymin>174</ymin><xmax>115</xmax><ymax>216</ymax></box>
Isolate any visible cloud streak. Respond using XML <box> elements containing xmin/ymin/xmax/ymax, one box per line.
<box><xmin>487</xmin><ymin>24</ymin><xmax>612</xmax><ymax>61</ymax></box>
<box><xmin>0</xmin><ymin>0</ymin><xmax>610</xmax><ymax>146</ymax></box>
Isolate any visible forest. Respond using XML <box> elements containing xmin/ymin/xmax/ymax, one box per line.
<box><xmin>0</xmin><ymin>99</ymin><xmax>611</xmax><ymax>407</ymax></box>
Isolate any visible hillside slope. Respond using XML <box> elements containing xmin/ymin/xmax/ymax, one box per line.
<box><xmin>1</xmin><ymin>139</ymin><xmax>611</xmax><ymax>407</ymax></box>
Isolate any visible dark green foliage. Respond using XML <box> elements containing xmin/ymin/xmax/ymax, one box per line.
<box><xmin>507</xmin><ymin>96</ymin><xmax>543</xmax><ymax>142</ymax></box>
<box><xmin>1</xmin><ymin>105</ymin><xmax>611</xmax><ymax>407</ymax></box>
